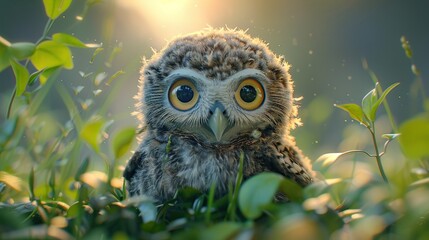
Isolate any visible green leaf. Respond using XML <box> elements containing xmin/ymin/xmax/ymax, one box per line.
<box><xmin>0</xmin><ymin>36</ymin><xmax>11</xmax><ymax>71</ymax></box>
<box><xmin>90</xmin><ymin>47</ymin><xmax>104</xmax><ymax>64</ymax></box>
<box><xmin>278</xmin><ymin>178</ymin><xmax>304</xmax><ymax>202</ymax></box>
<box><xmin>370</xmin><ymin>82</ymin><xmax>400</xmax><ymax>121</ymax></box>
<box><xmin>201</xmin><ymin>222</ymin><xmax>242</xmax><ymax>240</ymax></box>
<box><xmin>79</xmin><ymin>118</ymin><xmax>105</xmax><ymax>152</ymax></box>
<box><xmin>67</xmin><ymin>202</ymin><xmax>84</xmax><ymax>218</ymax></box>
<box><xmin>74</xmin><ymin>157</ymin><xmax>90</xmax><ymax>182</ymax></box>
<box><xmin>28</xmin><ymin>69</ymin><xmax>45</xmax><ymax>86</ymax></box>
<box><xmin>399</xmin><ymin>114</ymin><xmax>429</xmax><ymax>159</ymax></box>
<box><xmin>39</xmin><ymin>66</ymin><xmax>61</xmax><ymax>85</ymax></box>
<box><xmin>52</xmin><ymin>33</ymin><xmax>100</xmax><ymax>48</ymax></box>
<box><xmin>334</xmin><ymin>103</ymin><xmax>368</xmax><ymax>126</ymax></box>
<box><xmin>43</xmin><ymin>0</ymin><xmax>72</xmax><ymax>19</ymax></box>
<box><xmin>9</xmin><ymin>59</ymin><xmax>29</xmax><ymax>96</ymax></box>
<box><xmin>53</xmin><ymin>33</ymin><xmax>87</xmax><ymax>48</ymax></box>
<box><xmin>30</xmin><ymin>40</ymin><xmax>73</xmax><ymax>71</ymax></box>
<box><xmin>314</xmin><ymin>153</ymin><xmax>345</xmax><ymax>171</ymax></box>
<box><xmin>112</xmin><ymin>127</ymin><xmax>136</xmax><ymax>159</ymax></box>
<box><xmin>29</xmin><ymin>168</ymin><xmax>35</xmax><ymax>200</ymax></box>
<box><xmin>238</xmin><ymin>172</ymin><xmax>284</xmax><ymax>220</ymax></box>
<box><xmin>9</xmin><ymin>42</ymin><xmax>36</xmax><ymax>60</ymax></box>
<box><xmin>361</xmin><ymin>85</ymin><xmax>378</xmax><ymax>121</ymax></box>
<box><xmin>106</xmin><ymin>70</ymin><xmax>125</xmax><ymax>86</ymax></box>
<box><xmin>382</xmin><ymin>133</ymin><xmax>400</xmax><ymax>140</ymax></box>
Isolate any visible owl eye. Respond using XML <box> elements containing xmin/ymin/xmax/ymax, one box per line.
<box><xmin>168</xmin><ymin>79</ymin><xmax>199</xmax><ymax>111</ymax></box>
<box><xmin>235</xmin><ymin>78</ymin><xmax>265</xmax><ymax>111</ymax></box>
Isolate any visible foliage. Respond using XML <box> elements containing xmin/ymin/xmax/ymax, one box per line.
<box><xmin>1</xmin><ymin>1</ymin><xmax>429</xmax><ymax>240</ymax></box>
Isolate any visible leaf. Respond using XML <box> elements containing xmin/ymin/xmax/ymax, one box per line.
<box><xmin>370</xmin><ymin>82</ymin><xmax>400</xmax><ymax>121</ymax></box>
<box><xmin>382</xmin><ymin>133</ymin><xmax>400</xmax><ymax>140</ymax></box>
<box><xmin>278</xmin><ymin>178</ymin><xmax>304</xmax><ymax>202</ymax></box>
<box><xmin>52</xmin><ymin>33</ymin><xmax>87</xmax><ymax>48</ymax></box>
<box><xmin>39</xmin><ymin>66</ymin><xmax>61</xmax><ymax>85</ymax></box>
<box><xmin>304</xmin><ymin>178</ymin><xmax>343</xmax><ymax>198</ymax></box>
<box><xmin>79</xmin><ymin>118</ymin><xmax>105</xmax><ymax>152</ymax></box>
<box><xmin>52</xmin><ymin>33</ymin><xmax>100</xmax><ymax>48</ymax></box>
<box><xmin>67</xmin><ymin>202</ymin><xmax>83</xmax><ymax>218</ymax></box>
<box><xmin>90</xmin><ymin>47</ymin><xmax>104</xmax><ymax>64</ymax></box>
<box><xmin>315</xmin><ymin>153</ymin><xmax>345</xmax><ymax>169</ymax></box>
<box><xmin>9</xmin><ymin>42</ymin><xmax>36</xmax><ymax>60</ymax></box>
<box><xmin>105</xmin><ymin>70</ymin><xmax>125</xmax><ymax>85</ymax></box>
<box><xmin>399</xmin><ymin>114</ymin><xmax>429</xmax><ymax>159</ymax></box>
<box><xmin>361</xmin><ymin>85</ymin><xmax>378</xmax><ymax>122</ymax></box>
<box><xmin>9</xmin><ymin>59</ymin><xmax>30</xmax><ymax>96</ymax></box>
<box><xmin>43</xmin><ymin>0</ymin><xmax>72</xmax><ymax>19</ymax></box>
<box><xmin>29</xmin><ymin>168</ymin><xmax>35</xmax><ymax>200</ymax></box>
<box><xmin>334</xmin><ymin>103</ymin><xmax>367</xmax><ymax>126</ymax></box>
<box><xmin>201</xmin><ymin>222</ymin><xmax>242</xmax><ymax>240</ymax></box>
<box><xmin>410</xmin><ymin>177</ymin><xmax>429</xmax><ymax>188</ymax></box>
<box><xmin>74</xmin><ymin>157</ymin><xmax>90</xmax><ymax>181</ymax></box>
<box><xmin>0</xmin><ymin>171</ymin><xmax>25</xmax><ymax>192</ymax></box>
<box><xmin>30</xmin><ymin>40</ymin><xmax>73</xmax><ymax>71</ymax></box>
<box><xmin>238</xmin><ymin>172</ymin><xmax>284</xmax><ymax>220</ymax></box>
<box><xmin>112</xmin><ymin>127</ymin><xmax>136</xmax><ymax>159</ymax></box>
<box><xmin>94</xmin><ymin>72</ymin><xmax>107</xmax><ymax>86</ymax></box>
<box><xmin>28</xmin><ymin>69</ymin><xmax>45</xmax><ymax>86</ymax></box>
<box><xmin>0</xmin><ymin>36</ymin><xmax>11</xmax><ymax>71</ymax></box>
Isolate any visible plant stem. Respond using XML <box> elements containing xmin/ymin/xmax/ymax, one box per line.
<box><xmin>368</xmin><ymin>125</ymin><xmax>389</xmax><ymax>183</ymax></box>
<box><xmin>6</xmin><ymin>18</ymin><xmax>55</xmax><ymax>119</ymax></box>
<box><xmin>6</xmin><ymin>88</ymin><xmax>16</xmax><ymax>119</ymax></box>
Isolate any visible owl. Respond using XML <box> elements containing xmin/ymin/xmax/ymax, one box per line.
<box><xmin>123</xmin><ymin>29</ymin><xmax>315</xmax><ymax>203</ymax></box>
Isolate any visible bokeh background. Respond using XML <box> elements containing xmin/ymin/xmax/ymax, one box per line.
<box><xmin>1</xmin><ymin>0</ymin><xmax>428</xmax><ymax>162</ymax></box>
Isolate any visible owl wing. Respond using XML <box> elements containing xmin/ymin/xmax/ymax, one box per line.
<box><xmin>268</xmin><ymin>143</ymin><xmax>314</xmax><ymax>187</ymax></box>
<box><xmin>123</xmin><ymin>151</ymin><xmax>146</xmax><ymax>196</ymax></box>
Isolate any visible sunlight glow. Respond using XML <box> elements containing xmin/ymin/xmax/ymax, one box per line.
<box><xmin>116</xmin><ymin>0</ymin><xmax>220</xmax><ymax>43</ymax></box>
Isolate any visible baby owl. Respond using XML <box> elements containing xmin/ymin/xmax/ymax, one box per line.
<box><xmin>124</xmin><ymin>29</ymin><xmax>315</xmax><ymax>202</ymax></box>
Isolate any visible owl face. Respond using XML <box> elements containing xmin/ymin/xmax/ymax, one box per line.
<box><xmin>162</xmin><ymin>68</ymin><xmax>272</xmax><ymax>143</ymax></box>
<box><xmin>138</xmin><ymin>30</ymin><xmax>297</xmax><ymax>146</ymax></box>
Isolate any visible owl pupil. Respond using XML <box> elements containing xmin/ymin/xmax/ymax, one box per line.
<box><xmin>240</xmin><ymin>85</ymin><xmax>257</xmax><ymax>103</ymax></box>
<box><xmin>176</xmin><ymin>85</ymin><xmax>194</xmax><ymax>103</ymax></box>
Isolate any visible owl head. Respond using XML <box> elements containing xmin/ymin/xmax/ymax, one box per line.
<box><xmin>136</xmin><ymin>29</ymin><xmax>300</xmax><ymax>147</ymax></box>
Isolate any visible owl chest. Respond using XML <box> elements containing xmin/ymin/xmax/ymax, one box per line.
<box><xmin>166</xmin><ymin>146</ymin><xmax>241</xmax><ymax>191</ymax></box>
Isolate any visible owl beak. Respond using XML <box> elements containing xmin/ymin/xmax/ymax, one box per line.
<box><xmin>207</xmin><ymin>107</ymin><xmax>228</xmax><ymax>142</ymax></box>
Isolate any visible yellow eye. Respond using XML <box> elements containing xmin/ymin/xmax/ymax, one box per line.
<box><xmin>168</xmin><ymin>79</ymin><xmax>199</xmax><ymax>111</ymax></box>
<box><xmin>235</xmin><ymin>78</ymin><xmax>265</xmax><ymax>111</ymax></box>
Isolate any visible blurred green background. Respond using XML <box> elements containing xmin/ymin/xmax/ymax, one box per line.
<box><xmin>0</xmin><ymin>0</ymin><xmax>428</xmax><ymax>162</ymax></box>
